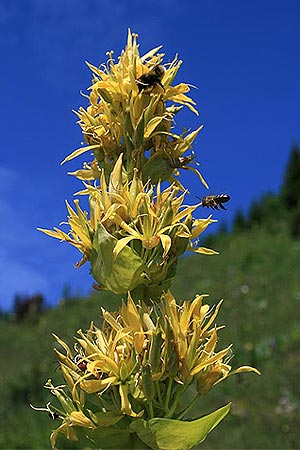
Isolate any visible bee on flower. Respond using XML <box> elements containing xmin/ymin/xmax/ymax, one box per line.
<box><xmin>36</xmin><ymin>30</ymin><xmax>261</xmax><ymax>450</ymax></box>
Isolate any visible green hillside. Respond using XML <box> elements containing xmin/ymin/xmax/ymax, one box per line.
<box><xmin>1</xmin><ymin>221</ymin><xmax>300</xmax><ymax>449</ymax></box>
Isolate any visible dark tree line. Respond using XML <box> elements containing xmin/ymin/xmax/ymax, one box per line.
<box><xmin>232</xmin><ymin>143</ymin><xmax>300</xmax><ymax>237</ymax></box>
<box><xmin>0</xmin><ymin>293</ymin><xmax>45</xmax><ymax>322</ymax></box>
<box><xmin>13</xmin><ymin>293</ymin><xmax>44</xmax><ymax>322</ymax></box>
<box><xmin>281</xmin><ymin>144</ymin><xmax>300</xmax><ymax>237</ymax></box>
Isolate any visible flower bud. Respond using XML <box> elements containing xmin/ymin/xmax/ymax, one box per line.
<box><xmin>195</xmin><ymin>365</ymin><xmax>223</xmax><ymax>395</ymax></box>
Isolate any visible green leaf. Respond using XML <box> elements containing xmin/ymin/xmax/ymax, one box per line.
<box><xmin>142</xmin><ymin>154</ymin><xmax>173</xmax><ymax>184</ymax></box>
<box><xmin>134</xmin><ymin>113</ymin><xmax>145</xmax><ymax>148</ymax></box>
<box><xmin>91</xmin><ymin>223</ymin><xmax>147</xmax><ymax>294</ymax></box>
<box><xmin>87</xmin><ymin>410</ymin><xmax>123</xmax><ymax>427</ymax></box>
<box><xmin>130</xmin><ymin>403</ymin><xmax>231</xmax><ymax>450</ymax></box>
<box><xmin>97</xmin><ymin>88</ymin><xmax>113</xmax><ymax>104</ymax></box>
<box><xmin>124</xmin><ymin>108</ymin><xmax>134</xmax><ymax>136</ymax></box>
<box><xmin>83</xmin><ymin>425</ymin><xmax>133</xmax><ymax>449</ymax></box>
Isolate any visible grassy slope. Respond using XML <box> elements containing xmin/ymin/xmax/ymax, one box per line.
<box><xmin>0</xmin><ymin>223</ymin><xmax>299</xmax><ymax>449</ymax></box>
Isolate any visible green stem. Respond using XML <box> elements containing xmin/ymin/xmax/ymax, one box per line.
<box><xmin>164</xmin><ymin>384</ymin><xmax>185</xmax><ymax>418</ymax></box>
<box><xmin>176</xmin><ymin>393</ymin><xmax>202</xmax><ymax>420</ymax></box>
<box><xmin>111</xmin><ymin>385</ymin><xmax>120</xmax><ymax>411</ymax></box>
<box><xmin>164</xmin><ymin>377</ymin><xmax>173</xmax><ymax>413</ymax></box>
<box><xmin>97</xmin><ymin>395</ymin><xmax>107</xmax><ymax>410</ymax></box>
<box><xmin>148</xmin><ymin>401</ymin><xmax>154</xmax><ymax>418</ymax></box>
<box><xmin>156</xmin><ymin>381</ymin><xmax>163</xmax><ymax>406</ymax></box>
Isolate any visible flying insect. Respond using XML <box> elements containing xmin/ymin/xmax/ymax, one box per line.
<box><xmin>197</xmin><ymin>194</ymin><xmax>231</xmax><ymax>210</ymax></box>
<box><xmin>136</xmin><ymin>65</ymin><xmax>165</xmax><ymax>92</ymax></box>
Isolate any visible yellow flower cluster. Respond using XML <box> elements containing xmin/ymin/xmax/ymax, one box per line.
<box><xmin>39</xmin><ymin>154</ymin><xmax>216</xmax><ymax>299</ymax></box>
<box><xmin>38</xmin><ymin>30</ymin><xmax>216</xmax><ymax>300</ymax></box>
<box><xmin>35</xmin><ymin>31</ymin><xmax>261</xmax><ymax>450</ymax></box>
<box><xmin>62</xmin><ymin>30</ymin><xmax>206</xmax><ymax>188</ymax></box>
<box><xmin>45</xmin><ymin>292</ymin><xmax>259</xmax><ymax>448</ymax></box>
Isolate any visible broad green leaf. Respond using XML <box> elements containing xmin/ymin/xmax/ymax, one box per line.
<box><xmin>82</xmin><ymin>425</ymin><xmax>133</xmax><ymax>449</ymax></box>
<box><xmin>91</xmin><ymin>223</ymin><xmax>147</xmax><ymax>294</ymax></box>
<box><xmin>142</xmin><ymin>154</ymin><xmax>173</xmax><ymax>184</ymax></box>
<box><xmin>130</xmin><ymin>403</ymin><xmax>231</xmax><ymax>450</ymax></box>
<box><xmin>87</xmin><ymin>410</ymin><xmax>123</xmax><ymax>427</ymax></box>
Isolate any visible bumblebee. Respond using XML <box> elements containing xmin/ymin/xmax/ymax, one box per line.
<box><xmin>197</xmin><ymin>194</ymin><xmax>231</xmax><ymax>210</ymax></box>
<box><xmin>136</xmin><ymin>65</ymin><xmax>165</xmax><ymax>92</ymax></box>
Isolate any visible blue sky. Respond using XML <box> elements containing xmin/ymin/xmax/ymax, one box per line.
<box><xmin>0</xmin><ymin>0</ymin><xmax>299</xmax><ymax>310</ymax></box>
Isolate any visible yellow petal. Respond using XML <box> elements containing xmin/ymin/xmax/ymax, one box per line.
<box><xmin>144</xmin><ymin>115</ymin><xmax>167</xmax><ymax>139</ymax></box>
<box><xmin>121</xmin><ymin>295</ymin><xmax>142</xmax><ymax>330</ymax></box>
<box><xmin>191</xmin><ymin>216</ymin><xmax>216</xmax><ymax>239</ymax></box>
<box><xmin>60</xmin><ymin>144</ymin><xmax>100</xmax><ymax>165</ymax></box>
<box><xmin>113</xmin><ymin>235</ymin><xmax>136</xmax><ymax>257</ymax></box>
<box><xmin>37</xmin><ymin>227</ymin><xmax>70</xmax><ymax>241</ymax></box>
<box><xmin>230</xmin><ymin>366</ymin><xmax>261</xmax><ymax>376</ymax></box>
<box><xmin>202</xmin><ymin>300</ymin><xmax>223</xmax><ymax>334</ymax></box>
<box><xmin>190</xmin><ymin>347</ymin><xmax>232</xmax><ymax>376</ymax></box>
<box><xmin>80</xmin><ymin>377</ymin><xmax>117</xmax><ymax>393</ymax></box>
<box><xmin>69</xmin><ymin>411</ymin><xmax>96</xmax><ymax>428</ymax></box>
<box><xmin>140</xmin><ymin>45</ymin><xmax>163</xmax><ymax>62</ymax></box>
<box><xmin>159</xmin><ymin>234</ymin><xmax>172</xmax><ymax>258</ymax></box>
<box><xmin>119</xmin><ymin>384</ymin><xmax>143</xmax><ymax>417</ymax></box>
<box><xmin>186</xmin><ymin>166</ymin><xmax>209</xmax><ymax>189</ymax></box>
<box><xmin>109</xmin><ymin>153</ymin><xmax>124</xmax><ymax>193</ymax></box>
<box><xmin>102</xmin><ymin>308</ymin><xmax>123</xmax><ymax>332</ymax></box>
<box><xmin>192</xmin><ymin>246</ymin><xmax>219</xmax><ymax>255</ymax></box>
